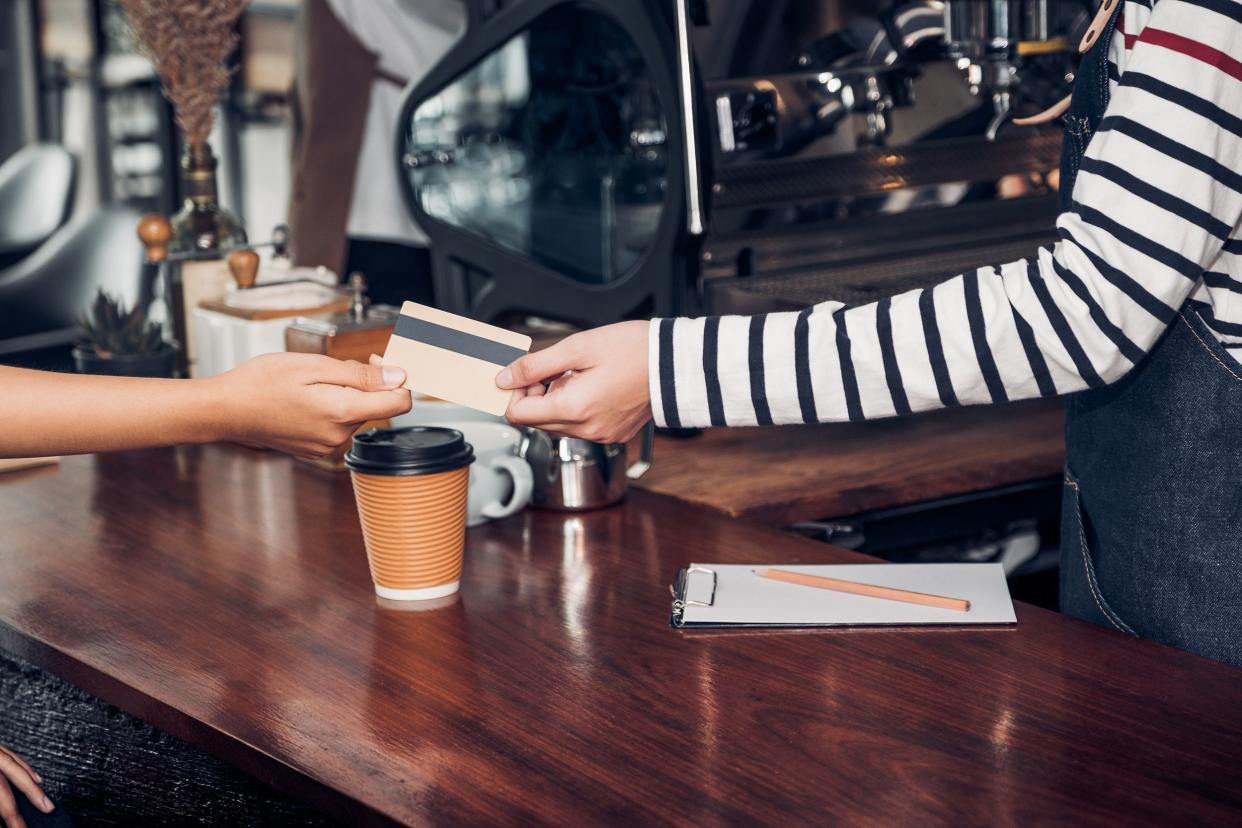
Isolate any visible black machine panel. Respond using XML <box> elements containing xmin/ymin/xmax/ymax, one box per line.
<box><xmin>397</xmin><ymin>0</ymin><xmax>690</xmax><ymax>327</ymax></box>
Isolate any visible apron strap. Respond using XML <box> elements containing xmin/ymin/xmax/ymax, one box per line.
<box><xmin>1013</xmin><ymin>0</ymin><xmax>1119</xmax><ymax>126</ymax></box>
<box><xmin>1078</xmin><ymin>0</ymin><xmax>1120</xmax><ymax>53</ymax></box>
<box><xmin>1013</xmin><ymin>93</ymin><xmax>1072</xmax><ymax>126</ymax></box>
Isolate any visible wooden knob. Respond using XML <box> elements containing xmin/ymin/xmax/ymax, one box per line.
<box><xmin>227</xmin><ymin>248</ymin><xmax>261</xmax><ymax>289</ymax></box>
<box><xmin>137</xmin><ymin>213</ymin><xmax>172</xmax><ymax>263</ymax></box>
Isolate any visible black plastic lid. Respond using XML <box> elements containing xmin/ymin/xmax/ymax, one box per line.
<box><xmin>345</xmin><ymin>426</ymin><xmax>474</xmax><ymax>476</ymax></box>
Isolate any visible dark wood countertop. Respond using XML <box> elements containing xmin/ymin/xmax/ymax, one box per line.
<box><xmin>2</xmin><ymin>447</ymin><xmax>1240</xmax><ymax>825</ymax></box>
<box><xmin>638</xmin><ymin>399</ymin><xmax>1065</xmax><ymax>525</ymax></box>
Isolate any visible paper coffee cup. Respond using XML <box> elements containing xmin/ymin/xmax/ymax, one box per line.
<box><xmin>346</xmin><ymin>427</ymin><xmax>474</xmax><ymax>601</ymax></box>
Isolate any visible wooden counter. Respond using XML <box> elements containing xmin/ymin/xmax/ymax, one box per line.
<box><xmin>1</xmin><ymin>447</ymin><xmax>1240</xmax><ymax>825</ymax></box>
<box><xmin>639</xmin><ymin>398</ymin><xmax>1065</xmax><ymax>526</ymax></box>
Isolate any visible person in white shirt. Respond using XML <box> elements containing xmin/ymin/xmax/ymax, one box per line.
<box><xmin>290</xmin><ymin>0</ymin><xmax>464</xmax><ymax>305</ymax></box>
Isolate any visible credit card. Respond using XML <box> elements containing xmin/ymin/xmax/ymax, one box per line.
<box><xmin>380</xmin><ymin>301</ymin><xmax>532</xmax><ymax>416</ymax></box>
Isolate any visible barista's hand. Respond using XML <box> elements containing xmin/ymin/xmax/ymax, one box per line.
<box><xmin>210</xmin><ymin>353</ymin><xmax>411</xmax><ymax>457</ymax></box>
<box><xmin>496</xmin><ymin>321</ymin><xmax>651</xmax><ymax>443</ymax></box>
<box><xmin>0</xmin><ymin>745</ymin><xmax>53</xmax><ymax>828</ymax></box>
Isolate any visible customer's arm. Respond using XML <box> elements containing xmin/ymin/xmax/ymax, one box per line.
<box><xmin>499</xmin><ymin>0</ymin><xmax>1242</xmax><ymax>440</ymax></box>
<box><xmin>0</xmin><ymin>353</ymin><xmax>410</xmax><ymax>459</ymax></box>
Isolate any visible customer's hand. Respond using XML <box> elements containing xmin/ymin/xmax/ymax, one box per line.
<box><xmin>210</xmin><ymin>353</ymin><xmax>412</xmax><ymax>457</ymax></box>
<box><xmin>496</xmin><ymin>321</ymin><xmax>651</xmax><ymax>443</ymax></box>
<box><xmin>0</xmin><ymin>746</ymin><xmax>53</xmax><ymax>828</ymax></box>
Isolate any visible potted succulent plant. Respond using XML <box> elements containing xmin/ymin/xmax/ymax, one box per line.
<box><xmin>73</xmin><ymin>289</ymin><xmax>177</xmax><ymax>378</ymax></box>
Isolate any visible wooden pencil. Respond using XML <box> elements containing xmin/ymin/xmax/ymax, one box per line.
<box><xmin>755</xmin><ymin>568</ymin><xmax>971</xmax><ymax>612</ymax></box>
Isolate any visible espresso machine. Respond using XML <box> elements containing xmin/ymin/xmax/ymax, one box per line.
<box><xmin>396</xmin><ymin>0</ymin><xmax>1088</xmax><ymax>327</ymax></box>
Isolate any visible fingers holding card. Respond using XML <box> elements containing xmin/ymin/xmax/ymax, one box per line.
<box><xmin>380</xmin><ymin>302</ymin><xmax>532</xmax><ymax>416</ymax></box>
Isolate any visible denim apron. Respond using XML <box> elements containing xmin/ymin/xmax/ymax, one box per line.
<box><xmin>1057</xmin><ymin>3</ymin><xmax>1242</xmax><ymax>666</ymax></box>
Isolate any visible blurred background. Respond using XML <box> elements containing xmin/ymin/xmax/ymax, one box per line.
<box><xmin>1</xmin><ymin>0</ymin><xmax>297</xmax><ymax>234</ymax></box>
<box><xmin>0</xmin><ymin>0</ymin><xmax>1082</xmax><ymax>376</ymax></box>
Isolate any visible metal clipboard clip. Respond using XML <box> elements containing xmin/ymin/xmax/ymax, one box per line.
<box><xmin>670</xmin><ymin>565</ymin><xmax>717</xmax><ymax>627</ymax></box>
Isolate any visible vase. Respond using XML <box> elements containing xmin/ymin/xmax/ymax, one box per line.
<box><xmin>166</xmin><ymin>140</ymin><xmax>248</xmax><ymax>377</ymax></box>
<box><xmin>73</xmin><ymin>343</ymin><xmax>178</xmax><ymax>378</ymax></box>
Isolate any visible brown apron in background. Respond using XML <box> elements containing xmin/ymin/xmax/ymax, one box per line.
<box><xmin>288</xmin><ymin>0</ymin><xmax>407</xmax><ymax>275</ymax></box>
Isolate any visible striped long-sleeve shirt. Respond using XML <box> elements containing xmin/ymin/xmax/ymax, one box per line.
<box><xmin>649</xmin><ymin>0</ymin><xmax>1242</xmax><ymax>429</ymax></box>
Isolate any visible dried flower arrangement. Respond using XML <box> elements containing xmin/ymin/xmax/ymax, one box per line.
<box><xmin>117</xmin><ymin>0</ymin><xmax>250</xmax><ymax>144</ymax></box>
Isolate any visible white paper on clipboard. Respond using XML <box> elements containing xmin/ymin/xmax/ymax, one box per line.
<box><xmin>671</xmin><ymin>562</ymin><xmax>1017</xmax><ymax>628</ymax></box>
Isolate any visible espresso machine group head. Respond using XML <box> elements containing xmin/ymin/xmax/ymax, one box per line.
<box><xmin>942</xmin><ymin>0</ymin><xmax>1076</xmax><ymax>138</ymax></box>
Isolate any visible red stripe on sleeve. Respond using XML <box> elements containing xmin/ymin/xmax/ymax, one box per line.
<box><xmin>1120</xmin><ymin>8</ymin><xmax>1138</xmax><ymax>49</ymax></box>
<box><xmin>1139</xmin><ymin>27</ymin><xmax>1242</xmax><ymax>82</ymax></box>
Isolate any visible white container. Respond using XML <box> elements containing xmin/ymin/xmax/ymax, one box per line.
<box><xmin>190</xmin><ymin>280</ymin><xmax>346</xmax><ymax>378</ymax></box>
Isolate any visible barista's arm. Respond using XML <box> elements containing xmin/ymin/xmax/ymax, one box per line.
<box><xmin>499</xmin><ymin>0</ymin><xmax>1242</xmax><ymax>439</ymax></box>
<box><xmin>0</xmin><ymin>353</ymin><xmax>410</xmax><ymax>459</ymax></box>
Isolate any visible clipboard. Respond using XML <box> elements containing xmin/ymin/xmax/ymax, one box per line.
<box><xmin>670</xmin><ymin>563</ymin><xmax>1017</xmax><ymax>628</ymax></box>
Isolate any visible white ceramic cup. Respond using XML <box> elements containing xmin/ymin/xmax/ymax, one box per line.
<box><xmin>424</xmin><ymin>420</ymin><xmax>532</xmax><ymax>527</ymax></box>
